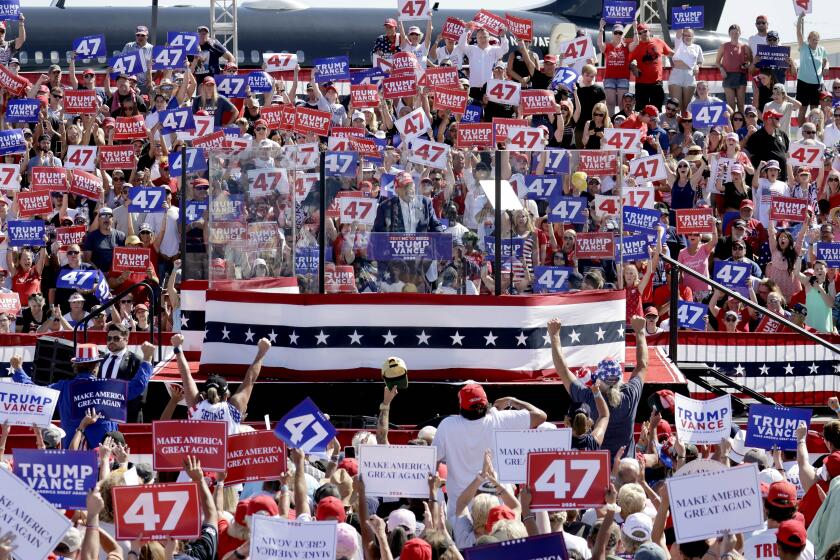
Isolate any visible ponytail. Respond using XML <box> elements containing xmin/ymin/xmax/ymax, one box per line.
<box><xmin>206</xmin><ymin>387</ymin><xmax>220</xmax><ymax>404</ymax></box>
<box><xmin>572</xmin><ymin>412</ymin><xmax>589</xmax><ymax>436</ymax></box>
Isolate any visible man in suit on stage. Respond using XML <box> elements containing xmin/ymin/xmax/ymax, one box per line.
<box><xmin>373</xmin><ymin>171</ymin><xmax>445</xmax><ymax>233</ymax></box>
<box><xmin>99</xmin><ymin>323</ymin><xmax>146</xmax><ymax>422</ymax></box>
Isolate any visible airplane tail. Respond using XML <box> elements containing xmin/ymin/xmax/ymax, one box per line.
<box><xmin>541</xmin><ymin>0</ymin><xmax>726</xmax><ymax>32</ymax></box>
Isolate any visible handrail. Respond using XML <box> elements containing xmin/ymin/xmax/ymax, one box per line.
<box><xmin>660</xmin><ymin>253</ymin><xmax>840</xmax><ymax>363</ymax></box>
<box><xmin>73</xmin><ymin>281</ymin><xmax>159</xmax><ymax>353</ymax></box>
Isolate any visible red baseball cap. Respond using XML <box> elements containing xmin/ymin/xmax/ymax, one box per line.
<box><xmin>202</xmin><ymin>76</ymin><xmax>216</xmax><ymax>86</ymax></box>
<box><xmin>338</xmin><ymin>457</ymin><xmax>358</xmax><ymax>477</ymax></box>
<box><xmin>767</xmin><ymin>481</ymin><xmax>798</xmax><ymax>508</ymax></box>
<box><xmin>254</xmin><ymin>119</ymin><xmax>268</xmax><ymax>128</ymax></box>
<box><xmin>234</xmin><ymin>499</ymin><xmax>251</xmax><ymax>525</ymax></box>
<box><xmin>401</xmin><ymin>539</ymin><xmax>432</xmax><ymax>560</ymax></box>
<box><xmin>763</xmin><ymin>108</ymin><xmax>783</xmax><ymax>121</ymax></box>
<box><xmin>315</xmin><ymin>496</ymin><xmax>346</xmax><ymax>522</ymax></box>
<box><xmin>740</xmin><ymin>199</ymin><xmax>754</xmax><ymax>209</ymax></box>
<box><xmin>395</xmin><ymin>171</ymin><xmax>414</xmax><ymax>188</ymax></box>
<box><xmin>384</xmin><ymin>18</ymin><xmax>398</xmax><ymax>28</ymax></box>
<box><xmin>543</xmin><ymin>54</ymin><xmax>558</xmax><ymax>64</ymax></box>
<box><xmin>246</xmin><ymin>495</ymin><xmax>279</xmax><ymax>517</ymax></box>
<box><xmin>776</xmin><ymin>519</ymin><xmax>807</xmax><ymax>548</ymax></box>
<box><xmin>485</xmin><ymin>505</ymin><xmax>516</xmax><ymax>534</ymax></box>
<box><xmin>458</xmin><ymin>383</ymin><xmax>488</xmax><ymax>410</ymax></box>
<box><xmin>656</xmin><ymin>419</ymin><xmax>672</xmax><ymax>442</ymax></box>
<box><xmin>643</xmin><ymin>105</ymin><xmax>659</xmax><ymax>117</ymax></box>
<box><xmin>637</xmin><ymin>23</ymin><xmax>649</xmax><ymax>32</ymax></box>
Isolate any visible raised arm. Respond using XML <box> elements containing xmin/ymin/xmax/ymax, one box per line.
<box><xmin>185</xmin><ymin>456</ymin><xmax>218</xmax><ymax>526</ymax></box>
<box><xmin>549</xmin><ymin>318</ymin><xmax>576</xmax><ymax>393</ymax></box>
<box><xmin>229</xmin><ymin>338</ymin><xmax>270</xmax><ymax>413</ymax></box>
<box><xmin>796</xmin><ymin>14</ymin><xmax>805</xmax><ymax>48</ymax></box>
<box><xmin>629</xmin><ymin>315</ymin><xmax>648</xmax><ymax>381</ymax></box>
<box><xmin>170</xmin><ymin>333</ymin><xmax>199</xmax><ymax>406</ymax></box>
<box><xmin>795</xmin><ymin>422</ymin><xmax>817</xmax><ymax>491</ymax></box>
<box><xmin>590</xmin><ymin>381</ymin><xmax>611</xmax><ymax>446</ymax></box>
<box><xmin>290</xmin><ymin>447</ymin><xmax>310</xmax><ymax>517</ymax></box>
<box><xmin>376</xmin><ymin>386</ymin><xmax>398</xmax><ymax>445</ymax></box>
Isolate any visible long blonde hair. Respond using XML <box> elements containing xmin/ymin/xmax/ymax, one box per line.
<box><xmin>591</xmin><ymin>102</ymin><xmax>612</xmax><ymax>128</ymax></box>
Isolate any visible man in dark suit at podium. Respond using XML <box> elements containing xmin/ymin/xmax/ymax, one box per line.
<box><xmin>99</xmin><ymin>323</ymin><xmax>146</xmax><ymax>422</ymax></box>
<box><xmin>373</xmin><ymin>171</ymin><xmax>445</xmax><ymax>233</ymax></box>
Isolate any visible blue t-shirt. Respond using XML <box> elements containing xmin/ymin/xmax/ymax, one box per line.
<box><xmin>570</xmin><ymin>375</ymin><xmax>643</xmax><ymax>460</ymax></box>
<box><xmin>798</xmin><ymin>45</ymin><xmax>826</xmax><ymax>85</ymax></box>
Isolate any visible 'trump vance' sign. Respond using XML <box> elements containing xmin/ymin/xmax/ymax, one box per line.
<box><xmin>675</xmin><ymin>394</ymin><xmax>732</xmax><ymax>444</ymax></box>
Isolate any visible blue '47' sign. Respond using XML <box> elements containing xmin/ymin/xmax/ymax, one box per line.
<box><xmin>167</xmin><ymin>32</ymin><xmax>200</xmax><ymax>55</ymax></box>
<box><xmin>274</xmin><ymin>397</ymin><xmax>337</xmax><ymax>453</ymax></box>
<box><xmin>548</xmin><ymin>195</ymin><xmax>586</xmax><ymax>224</ymax></box>
<box><xmin>73</xmin><ymin>34</ymin><xmax>106</xmax><ymax>59</ymax></box>
<box><xmin>152</xmin><ymin>46</ymin><xmax>186</xmax><ymax>70</ymax></box>
<box><xmin>677</xmin><ymin>301</ymin><xmax>707</xmax><ymax>330</ymax></box>
<box><xmin>533</xmin><ymin>266</ymin><xmax>573</xmax><ymax>292</ymax></box>
<box><xmin>689</xmin><ymin>100</ymin><xmax>728</xmax><ymax>127</ymax></box>
<box><xmin>169</xmin><ymin>149</ymin><xmax>206</xmax><ymax>177</ymax></box>
<box><xmin>128</xmin><ymin>186</ymin><xmax>167</xmax><ymax>213</ymax></box>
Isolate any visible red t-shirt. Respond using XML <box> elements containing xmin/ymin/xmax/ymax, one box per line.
<box><xmin>604</xmin><ymin>43</ymin><xmax>631</xmax><ymax>79</ymax></box>
<box><xmin>715</xmin><ymin>307</ymin><xmax>751</xmax><ymax>332</ymax></box>
<box><xmin>652</xmin><ymin>283</ymin><xmax>694</xmax><ymax>320</ymax></box>
<box><xmin>217</xmin><ymin>519</ymin><xmax>246</xmax><ymax>560</ymax></box>
<box><xmin>630</xmin><ymin>38</ymin><xmax>674</xmax><ymax>83</ymax></box>
<box><xmin>12</xmin><ymin>267</ymin><xmax>41</xmax><ymax>307</ymax></box>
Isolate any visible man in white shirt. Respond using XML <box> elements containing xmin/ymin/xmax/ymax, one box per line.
<box><xmin>744</xmin><ymin>481</ymin><xmax>815</xmax><ymax>560</ymax></box>
<box><xmin>748</xmin><ymin>15</ymin><xmax>769</xmax><ymax>55</ymax></box>
<box><xmin>824</xmin><ymin>108</ymin><xmax>840</xmax><ymax>148</ymax></box>
<box><xmin>433</xmin><ymin>383</ymin><xmax>546</xmax><ymax>518</ymax></box>
<box><xmin>458</xmin><ymin>24</ymin><xmax>510</xmax><ymax>99</ymax></box>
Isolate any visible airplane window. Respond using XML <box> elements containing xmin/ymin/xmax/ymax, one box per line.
<box><xmin>35</xmin><ymin>51</ymin><xmax>43</xmax><ymax>64</ymax></box>
<box><xmin>296</xmin><ymin>50</ymin><xmax>304</xmax><ymax>63</ymax></box>
<box><xmin>237</xmin><ymin>50</ymin><xmax>244</xmax><ymax>64</ymax></box>
<box><xmin>251</xmin><ymin>50</ymin><xmax>260</xmax><ymax>63</ymax></box>
<box><xmin>18</xmin><ymin>52</ymin><xmax>27</xmax><ymax>64</ymax></box>
<box><xmin>50</xmin><ymin>51</ymin><xmax>59</xmax><ymax>64</ymax></box>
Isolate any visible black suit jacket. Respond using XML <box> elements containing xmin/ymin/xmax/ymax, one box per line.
<box><xmin>107</xmin><ymin>351</ymin><xmax>145</xmax><ymax>423</ymax></box>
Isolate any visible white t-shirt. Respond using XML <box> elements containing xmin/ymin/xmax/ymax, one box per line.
<box><xmin>823</xmin><ymin>123</ymin><xmax>840</xmax><ymax>148</ymax></box>
<box><xmin>755</xmin><ymin>179</ymin><xmax>788</xmax><ymax>225</ymax></box>
<box><xmin>188</xmin><ymin>400</ymin><xmax>242</xmax><ymax>434</ymax></box>
<box><xmin>433</xmin><ymin>408</ymin><xmax>530</xmax><ymax>516</ymax></box>
<box><xmin>744</xmin><ymin>527</ymin><xmax>815</xmax><ymax>560</ymax></box>
<box><xmin>749</xmin><ymin>34</ymin><xmax>768</xmax><ymax>57</ymax></box>
<box><xmin>765</xmin><ymin>100</ymin><xmax>796</xmax><ymax>136</ymax></box>
<box><xmin>435</xmin><ymin>45</ymin><xmax>464</xmax><ymax>69</ymax></box>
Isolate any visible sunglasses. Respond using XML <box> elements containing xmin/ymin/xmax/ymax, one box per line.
<box><xmin>666</xmin><ymin>106</ymin><xmax>678</xmax><ymax>111</ymax></box>
<box><xmin>725</xmin><ymin>317</ymin><xmax>738</xmax><ymax>323</ymax></box>
<box><xmin>829</xmin><ymin>178</ymin><xmax>840</xmax><ymax>183</ymax></box>
<box><xmin>732</xmin><ymin>117</ymin><xmax>744</xmax><ymax>121</ymax></box>
<box><xmin>255</xmin><ymin>127</ymin><xmax>267</xmax><ymax>131</ymax></box>
<box><xmin>194</xmin><ymin>185</ymin><xmax>209</xmax><ymax>191</ymax></box>
<box><xmin>66</xmin><ymin>250</ymin><xmax>80</xmax><ymax>255</ymax></box>
<box><xmin>121</xmin><ymin>300</ymin><xmax>133</xmax><ymax>305</ymax></box>
<box><xmin>803</xmin><ymin>130</ymin><xmax>816</xmax><ymax>135</ymax></box>
<box><xmin>106</xmin><ymin>335</ymin><xmax>124</xmax><ymax>341</ymax></box>
<box><xmin>52</xmin><ymin>94</ymin><xmax>63</xmax><ymax>99</ymax></box>
<box><xmin>140</xmin><ymin>231</ymin><xmax>152</xmax><ymax>235</ymax></box>
<box><xmin>733</xmin><ymin>246</ymin><xmax>745</xmax><ymax>251</ymax></box>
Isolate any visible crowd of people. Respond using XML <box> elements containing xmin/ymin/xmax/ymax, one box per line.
<box><xmin>0</xmin><ymin>3</ymin><xmax>839</xmax><ymax>560</ymax></box>
<box><xmin>0</xmin><ymin>325</ymin><xmax>839</xmax><ymax>560</ymax></box>
<box><xmin>0</xmin><ymin>9</ymin><xmax>837</xmax><ymax>335</ymax></box>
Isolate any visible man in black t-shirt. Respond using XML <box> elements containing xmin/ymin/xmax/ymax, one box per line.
<box><xmin>193</xmin><ymin>25</ymin><xmax>235</xmax><ymax>80</ymax></box>
<box><xmin>745</xmin><ymin>108</ymin><xmax>790</xmax><ymax>181</ymax></box>
<box><xmin>527</xmin><ymin>54</ymin><xmax>556</xmax><ymax>91</ymax></box>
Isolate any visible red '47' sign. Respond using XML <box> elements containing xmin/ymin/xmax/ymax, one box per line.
<box><xmin>629</xmin><ymin>154</ymin><xmax>667</xmax><ymax>183</ymax></box>
<box><xmin>527</xmin><ymin>450</ymin><xmax>610</xmax><ymax>510</ymax></box>
<box><xmin>152</xmin><ymin>420</ymin><xmax>228</xmax><ymax>472</ymax></box>
<box><xmin>226</xmin><ymin>430</ymin><xmax>287</xmax><ymax>486</ymax></box>
<box><xmin>788</xmin><ymin>141</ymin><xmax>822</xmax><ymax>166</ymax></box>
<box><xmin>603</xmin><ymin>128</ymin><xmax>642</xmax><ymax>152</ymax></box>
<box><xmin>676</xmin><ymin>208</ymin><xmax>714</xmax><ymax>234</ymax></box>
<box><xmin>486</xmin><ymin>79</ymin><xmax>521</xmax><ymax>106</ymax></box>
<box><xmin>112</xmin><ymin>483</ymin><xmax>201</xmax><ymax>540</ymax></box>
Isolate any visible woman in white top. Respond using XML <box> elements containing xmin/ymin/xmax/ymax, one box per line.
<box><xmin>171</xmin><ymin>333</ymin><xmax>271</xmax><ymax>434</ymax></box>
<box><xmin>668</xmin><ymin>28</ymin><xmax>704</xmax><ymax>111</ymax></box>
<box><xmin>399</xmin><ymin>19</ymin><xmax>432</xmax><ymax>66</ymax></box>
<box><xmin>764</xmin><ymin>83</ymin><xmax>802</xmax><ymax>137</ymax></box>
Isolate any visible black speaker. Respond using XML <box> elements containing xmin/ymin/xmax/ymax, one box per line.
<box><xmin>32</xmin><ymin>336</ymin><xmax>78</xmax><ymax>385</ymax></box>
